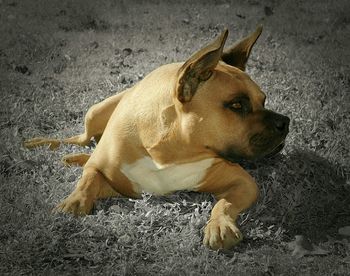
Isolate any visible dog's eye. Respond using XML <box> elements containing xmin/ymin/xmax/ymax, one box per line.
<box><xmin>231</xmin><ymin>102</ymin><xmax>242</xmax><ymax>110</ymax></box>
<box><xmin>223</xmin><ymin>96</ymin><xmax>251</xmax><ymax>115</ymax></box>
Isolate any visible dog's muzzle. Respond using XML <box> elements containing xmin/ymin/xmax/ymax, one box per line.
<box><xmin>249</xmin><ymin>111</ymin><xmax>290</xmax><ymax>158</ymax></box>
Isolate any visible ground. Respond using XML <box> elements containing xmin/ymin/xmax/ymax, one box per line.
<box><xmin>0</xmin><ymin>0</ymin><xmax>349</xmax><ymax>275</ymax></box>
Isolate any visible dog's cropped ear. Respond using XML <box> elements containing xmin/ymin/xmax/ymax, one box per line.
<box><xmin>222</xmin><ymin>26</ymin><xmax>262</xmax><ymax>71</ymax></box>
<box><xmin>176</xmin><ymin>29</ymin><xmax>228</xmax><ymax>103</ymax></box>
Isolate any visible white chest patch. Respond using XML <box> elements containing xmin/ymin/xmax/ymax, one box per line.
<box><xmin>120</xmin><ymin>157</ymin><xmax>214</xmax><ymax>195</ymax></box>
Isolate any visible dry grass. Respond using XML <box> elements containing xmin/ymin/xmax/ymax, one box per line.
<box><xmin>0</xmin><ymin>0</ymin><xmax>349</xmax><ymax>275</ymax></box>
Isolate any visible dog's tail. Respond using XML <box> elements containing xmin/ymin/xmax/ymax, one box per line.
<box><xmin>24</xmin><ymin>89</ymin><xmax>130</xmax><ymax>151</ymax></box>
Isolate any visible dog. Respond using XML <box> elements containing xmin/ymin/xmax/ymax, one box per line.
<box><xmin>24</xmin><ymin>26</ymin><xmax>290</xmax><ymax>250</ymax></box>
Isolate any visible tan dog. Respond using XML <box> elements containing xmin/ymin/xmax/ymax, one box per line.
<box><xmin>25</xmin><ymin>27</ymin><xmax>289</xmax><ymax>250</ymax></box>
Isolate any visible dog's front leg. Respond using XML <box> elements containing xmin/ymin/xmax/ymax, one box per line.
<box><xmin>54</xmin><ymin>167</ymin><xmax>118</xmax><ymax>216</ymax></box>
<box><xmin>198</xmin><ymin>161</ymin><xmax>259</xmax><ymax>250</ymax></box>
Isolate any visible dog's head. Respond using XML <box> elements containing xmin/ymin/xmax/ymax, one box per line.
<box><xmin>174</xmin><ymin>27</ymin><xmax>290</xmax><ymax>161</ymax></box>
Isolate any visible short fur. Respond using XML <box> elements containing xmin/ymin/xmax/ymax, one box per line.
<box><xmin>25</xmin><ymin>27</ymin><xmax>289</xmax><ymax>250</ymax></box>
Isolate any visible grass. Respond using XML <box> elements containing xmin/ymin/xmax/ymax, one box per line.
<box><xmin>0</xmin><ymin>0</ymin><xmax>349</xmax><ymax>275</ymax></box>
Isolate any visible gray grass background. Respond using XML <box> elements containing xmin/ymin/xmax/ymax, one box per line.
<box><xmin>0</xmin><ymin>0</ymin><xmax>349</xmax><ymax>275</ymax></box>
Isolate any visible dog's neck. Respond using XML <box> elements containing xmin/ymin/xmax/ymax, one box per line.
<box><xmin>146</xmin><ymin>107</ymin><xmax>212</xmax><ymax>164</ymax></box>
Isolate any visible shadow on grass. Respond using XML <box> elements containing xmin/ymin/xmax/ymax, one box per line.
<box><xmin>248</xmin><ymin>148</ymin><xmax>349</xmax><ymax>242</ymax></box>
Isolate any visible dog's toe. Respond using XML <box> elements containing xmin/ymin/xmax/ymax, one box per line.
<box><xmin>53</xmin><ymin>192</ymin><xmax>93</xmax><ymax>216</ymax></box>
<box><xmin>204</xmin><ymin>215</ymin><xmax>243</xmax><ymax>250</ymax></box>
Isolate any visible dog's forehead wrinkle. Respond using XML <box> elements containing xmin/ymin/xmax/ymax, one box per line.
<box><xmin>250</xmin><ymin>89</ymin><xmax>266</xmax><ymax>104</ymax></box>
<box><xmin>216</xmin><ymin>67</ymin><xmax>259</xmax><ymax>95</ymax></box>
<box><xmin>214</xmin><ymin>70</ymin><xmax>246</xmax><ymax>94</ymax></box>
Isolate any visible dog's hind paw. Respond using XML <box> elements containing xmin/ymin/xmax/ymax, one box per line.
<box><xmin>62</xmin><ymin>153</ymin><xmax>91</xmax><ymax>167</ymax></box>
<box><xmin>24</xmin><ymin>137</ymin><xmax>60</xmax><ymax>150</ymax></box>
<box><xmin>203</xmin><ymin>215</ymin><xmax>243</xmax><ymax>250</ymax></box>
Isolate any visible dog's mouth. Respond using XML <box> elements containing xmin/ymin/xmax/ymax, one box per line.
<box><xmin>218</xmin><ymin>138</ymin><xmax>286</xmax><ymax>164</ymax></box>
<box><xmin>263</xmin><ymin>141</ymin><xmax>285</xmax><ymax>158</ymax></box>
<box><xmin>249</xmin><ymin>130</ymin><xmax>287</xmax><ymax>157</ymax></box>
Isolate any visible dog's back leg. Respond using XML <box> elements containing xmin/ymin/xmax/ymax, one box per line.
<box><xmin>24</xmin><ymin>90</ymin><xmax>129</xmax><ymax>150</ymax></box>
<box><xmin>62</xmin><ymin>153</ymin><xmax>91</xmax><ymax>167</ymax></box>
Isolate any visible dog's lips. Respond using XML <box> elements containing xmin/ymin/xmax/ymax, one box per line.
<box><xmin>217</xmin><ymin>138</ymin><xmax>286</xmax><ymax>164</ymax></box>
<box><xmin>264</xmin><ymin>141</ymin><xmax>285</xmax><ymax>158</ymax></box>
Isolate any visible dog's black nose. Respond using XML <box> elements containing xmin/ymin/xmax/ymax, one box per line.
<box><xmin>273</xmin><ymin>115</ymin><xmax>290</xmax><ymax>133</ymax></box>
<box><xmin>264</xmin><ymin>111</ymin><xmax>290</xmax><ymax>134</ymax></box>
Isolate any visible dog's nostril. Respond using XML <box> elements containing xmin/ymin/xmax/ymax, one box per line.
<box><xmin>275</xmin><ymin>117</ymin><xmax>290</xmax><ymax>132</ymax></box>
<box><xmin>264</xmin><ymin>111</ymin><xmax>290</xmax><ymax>134</ymax></box>
<box><xmin>276</xmin><ymin>121</ymin><xmax>286</xmax><ymax>131</ymax></box>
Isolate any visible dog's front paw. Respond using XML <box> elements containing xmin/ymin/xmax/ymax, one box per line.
<box><xmin>53</xmin><ymin>192</ymin><xmax>94</xmax><ymax>216</ymax></box>
<box><xmin>203</xmin><ymin>215</ymin><xmax>243</xmax><ymax>250</ymax></box>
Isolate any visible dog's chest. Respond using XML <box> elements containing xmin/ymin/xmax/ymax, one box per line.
<box><xmin>120</xmin><ymin>157</ymin><xmax>214</xmax><ymax>195</ymax></box>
